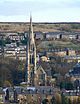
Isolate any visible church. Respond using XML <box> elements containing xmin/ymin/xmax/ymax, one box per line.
<box><xmin>25</xmin><ymin>16</ymin><xmax>53</xmax><ymax>86</ymax></box>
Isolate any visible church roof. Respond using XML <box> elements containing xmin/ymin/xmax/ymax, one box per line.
<box><xmin>37</xmin><ymin>61</ymin><xmax>52</xmax><ymax>77</ymax></box>
<box><xmin>36</xmin><ymin>64</ymin><xmax>46</xmax><ymax>74</ymax></box>
<box><xmin>69</xmin><ymin>63</ymin><xmax>80</xmax><ymax>76</ymax></box>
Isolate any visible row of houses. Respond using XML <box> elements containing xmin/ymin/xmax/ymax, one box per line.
<box><xmin>46</xmin><ymin>48</ymin><xmax>76</xmax><ymax>57</ymax></box>
<box><xmin>0</xmin><ymin>44</ymin><xmax>27</xmax><ymax>60</ymax></box>
<box><xmin>1</xmin><ymin>43</ymin><xmax>80</xmax><ymax>63</ymax></box>
<box><xmin>0</xmin><ymin>86</ymin><xmax>55</xmax><ymax>103</ymax></box>
<box><xmin>37</xmin><ymin>47</ymin><xmax>80</xmax><ymax>63</ymax></box>
<box><xmin>0</xmin><ymin>31</ymin><xmax>26</xmax><ymax>41</ymax></box>
<box><xmin>0</xmin><ymin>31</ymin><xmax>80</xmax><ymax>41</ymax></box>
<box><xmin>63</xmin><ymin>63</ymin><xmax>80</xmax><ymax>101</ymax></box>
<box><xmin>44</xmin><ymin>32</ymin><xmax>80</xmax><ymax>40</ymax></box>
<box><xmin>0</xmin><ymin>31</ymin><xmax>43</xmax><ymax>41</ymax></box>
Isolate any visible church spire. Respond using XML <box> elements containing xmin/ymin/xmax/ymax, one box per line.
<box><xmin>30</xmin><ymin>13</ymin><xmax>32</xmax><ymax>25</ymax></box>
<box><xmin>26</xmin><ymin>15</ymin><xmax>37</xmax><ymax>86</ymax></box>
<box><xmin>29</xmin><ymin>14</ymin><xmax>34</xmax><ymax>44</ymax></box>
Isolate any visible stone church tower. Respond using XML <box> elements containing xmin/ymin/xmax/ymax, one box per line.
<box><xmin>25</xmin><ymin>15</ymin><xmax>36</xmax><ymax>86</ymax></box>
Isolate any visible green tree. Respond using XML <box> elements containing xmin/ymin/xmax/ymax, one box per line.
<box><xmin>65</xmin><ymin>82</ymin><xmax>74</xmax><ymax>90</ymax></box>
<box><xmin>41</xmin><ymin>98</ymin><xmax>49</xmax><ymax>104</ymax></box>
<box><xmin>71</xmin><ymin>24</ymin><xmax>80</xmax><ymax>29</ymax></box>
<box><xmin>60</xmin><ymin>82</ymin><xmax>74</xmax><ymax>90</ymax></box>
<box><xmin>0</xmin><ymin>39</ymin><xmax>5</xmax><ymax>46</ymax></box>
<box><xmin>61</xmin><ymin>93</ymin><xmax>69</xmax><ymax>104</ymax></box>
<box><xmin>50</xmin><ymin>96</ymin><xmax>57</xmax><ymax>104</ymax></box>
<box><xmin>5</xmin><ymin>37</ymin><xmax>11</xmax><ymax>44</ymax></box>
<box><xmin>21</xmin><ymin>39</ymin><xmax>27</xmax><ymax>45</ymax></box>
<box><xmin>60</xmin><ymin>82</ymin><xmax>65</xmax><ymax>89</ymax></box>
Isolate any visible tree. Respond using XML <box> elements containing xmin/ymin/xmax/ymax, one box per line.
<box><xmin>41</xmin><ymin>98</ymin><xmax>49</xmax><ymax>104</ymax></box>
<box><xmin>60</xmin><ymin>82</ymin><xmax>74</xmax><ymax>90</ymax></box>
<box><xmin>0</xmin><ymin>57</ymin><xmax>25</xmax><ymax>86</ymax></box>
<box><xmin>0</xmin><ymin>64</ymin><xmax>12</xmax><ymax>86</ymax></box>
<box><xmin>50</xmin><ymin>96</ymin><xmax>57</xmax><ymax>104</ymax></box>
<box><xmin>61</xmin><ymin>93</ymin><xmax>69</xmax><ymax>104</ymax></box>
<box><xmin>3</xmin><ymin>80</ymin><xmax>11</xmax><ymax>87</ymax></box>
<box><xmin>21</xmin><ymin>39</ymin><xmax>27</xmax><ymax>45</ymax></box>
<box><xmin>71</xmin><ymin>24</ymin><xmax>80</xmax><ymax>29</ymax></box>
<box><xmin>65</xmin><ymin>82</ymin><xmax>74</xmax><ymax>90</ymax></box>
<box><xmin>68</xmin><ymin>98</ymin><xmax>72</xmax><ymax>104</ymax></box>
<box><xmin>60</xmin><ymin>82</ymin><xmax>65</xmax><ymax>89</ymax></box>
<box><xmin>0</xmin><ymin>39</ymin><xmax>5</xmax><ymax>46</ymax></box>
<box><xmin>60</xmin><ymin>25</ymin><xmax>71</xmax><ymax>32</ymax></box>
<box><xmin>5</xmin><ymin>37</ymin><xmax>11</xmax><ymax>44</ymax></box>
<box><xmin>77</xmin><ymin>96</ymin><xmax>80</xmax><ymax>104</ymax></box>
<box><xmin>74</xmin><ymin>79</ymin><xmax>79</xmax><ymax>89</ymax></box>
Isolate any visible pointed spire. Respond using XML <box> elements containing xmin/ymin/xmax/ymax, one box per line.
<box><xmin>30</xmin><ymin>13</ymin><xmax>32</xmax><ymax>25</ymax></box>
<box><xmin>26</xmin><ymin>14</ymin><xmax>37</xmax><ymax>86</ymax></box>
<box><xmin>29</xmin><ymin>14</ymin><xmax>34</xmax><ymax>44</ymax></box>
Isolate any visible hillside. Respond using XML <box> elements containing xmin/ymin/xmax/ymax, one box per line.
<box><xmin>0</xmin><ymin>22</ymin><xmax>80</xmax><ymax>32</ymax></box>
<box><xmin>37</xmin><ymin>40</ymin><xmax>80</xmax><ymax>51</ymax></box>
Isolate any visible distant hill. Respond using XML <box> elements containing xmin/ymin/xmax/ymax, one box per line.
<box><xmin>0</xmin><ymin>22</ymin><xmax>80</xmax><ymax>32</ymax></box>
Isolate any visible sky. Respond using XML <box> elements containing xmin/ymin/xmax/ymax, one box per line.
<box><xmin>0</xmin><ymin>0</ymin><xmax>80</xmax><ymax>22</ymax></box>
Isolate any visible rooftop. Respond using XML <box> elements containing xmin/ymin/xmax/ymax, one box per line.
<box><xmin>68</xmin><ymin>63</ymin><xmax>80</xmax><ymax>76</ymax></box>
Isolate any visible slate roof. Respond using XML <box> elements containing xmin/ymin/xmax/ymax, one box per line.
<box><xmin>69</xmin><ymin>63</ymin><xmax>80</xmax><ymax>76</ymax></box>
<box><xmin>38</xmin><ymin>61</ymin><xmax>52</xmax><ymax>77</ymax></box>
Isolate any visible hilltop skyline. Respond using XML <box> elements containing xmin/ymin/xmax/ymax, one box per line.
<box><xmin>0</xmin><ymin>0</ymin><xmax>80</xmax><ymax>22</ymax></box>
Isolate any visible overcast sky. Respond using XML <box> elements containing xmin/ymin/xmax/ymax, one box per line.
<box><xmin>0</xmin><ymin>0</ymin><xmax>80</xmax><ymax>22</ymax></box>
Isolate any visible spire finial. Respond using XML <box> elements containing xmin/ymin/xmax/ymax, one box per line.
<box><xmin>30</xmin><ymin>12</ymin><xmax>32</xmax><ymax>23</ymax></box>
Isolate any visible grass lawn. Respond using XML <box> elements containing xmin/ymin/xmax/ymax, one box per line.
<box><xmin>37</xmin><ymin>40</ymin><xmax>80</xmax><ymax>50</ymax></box>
